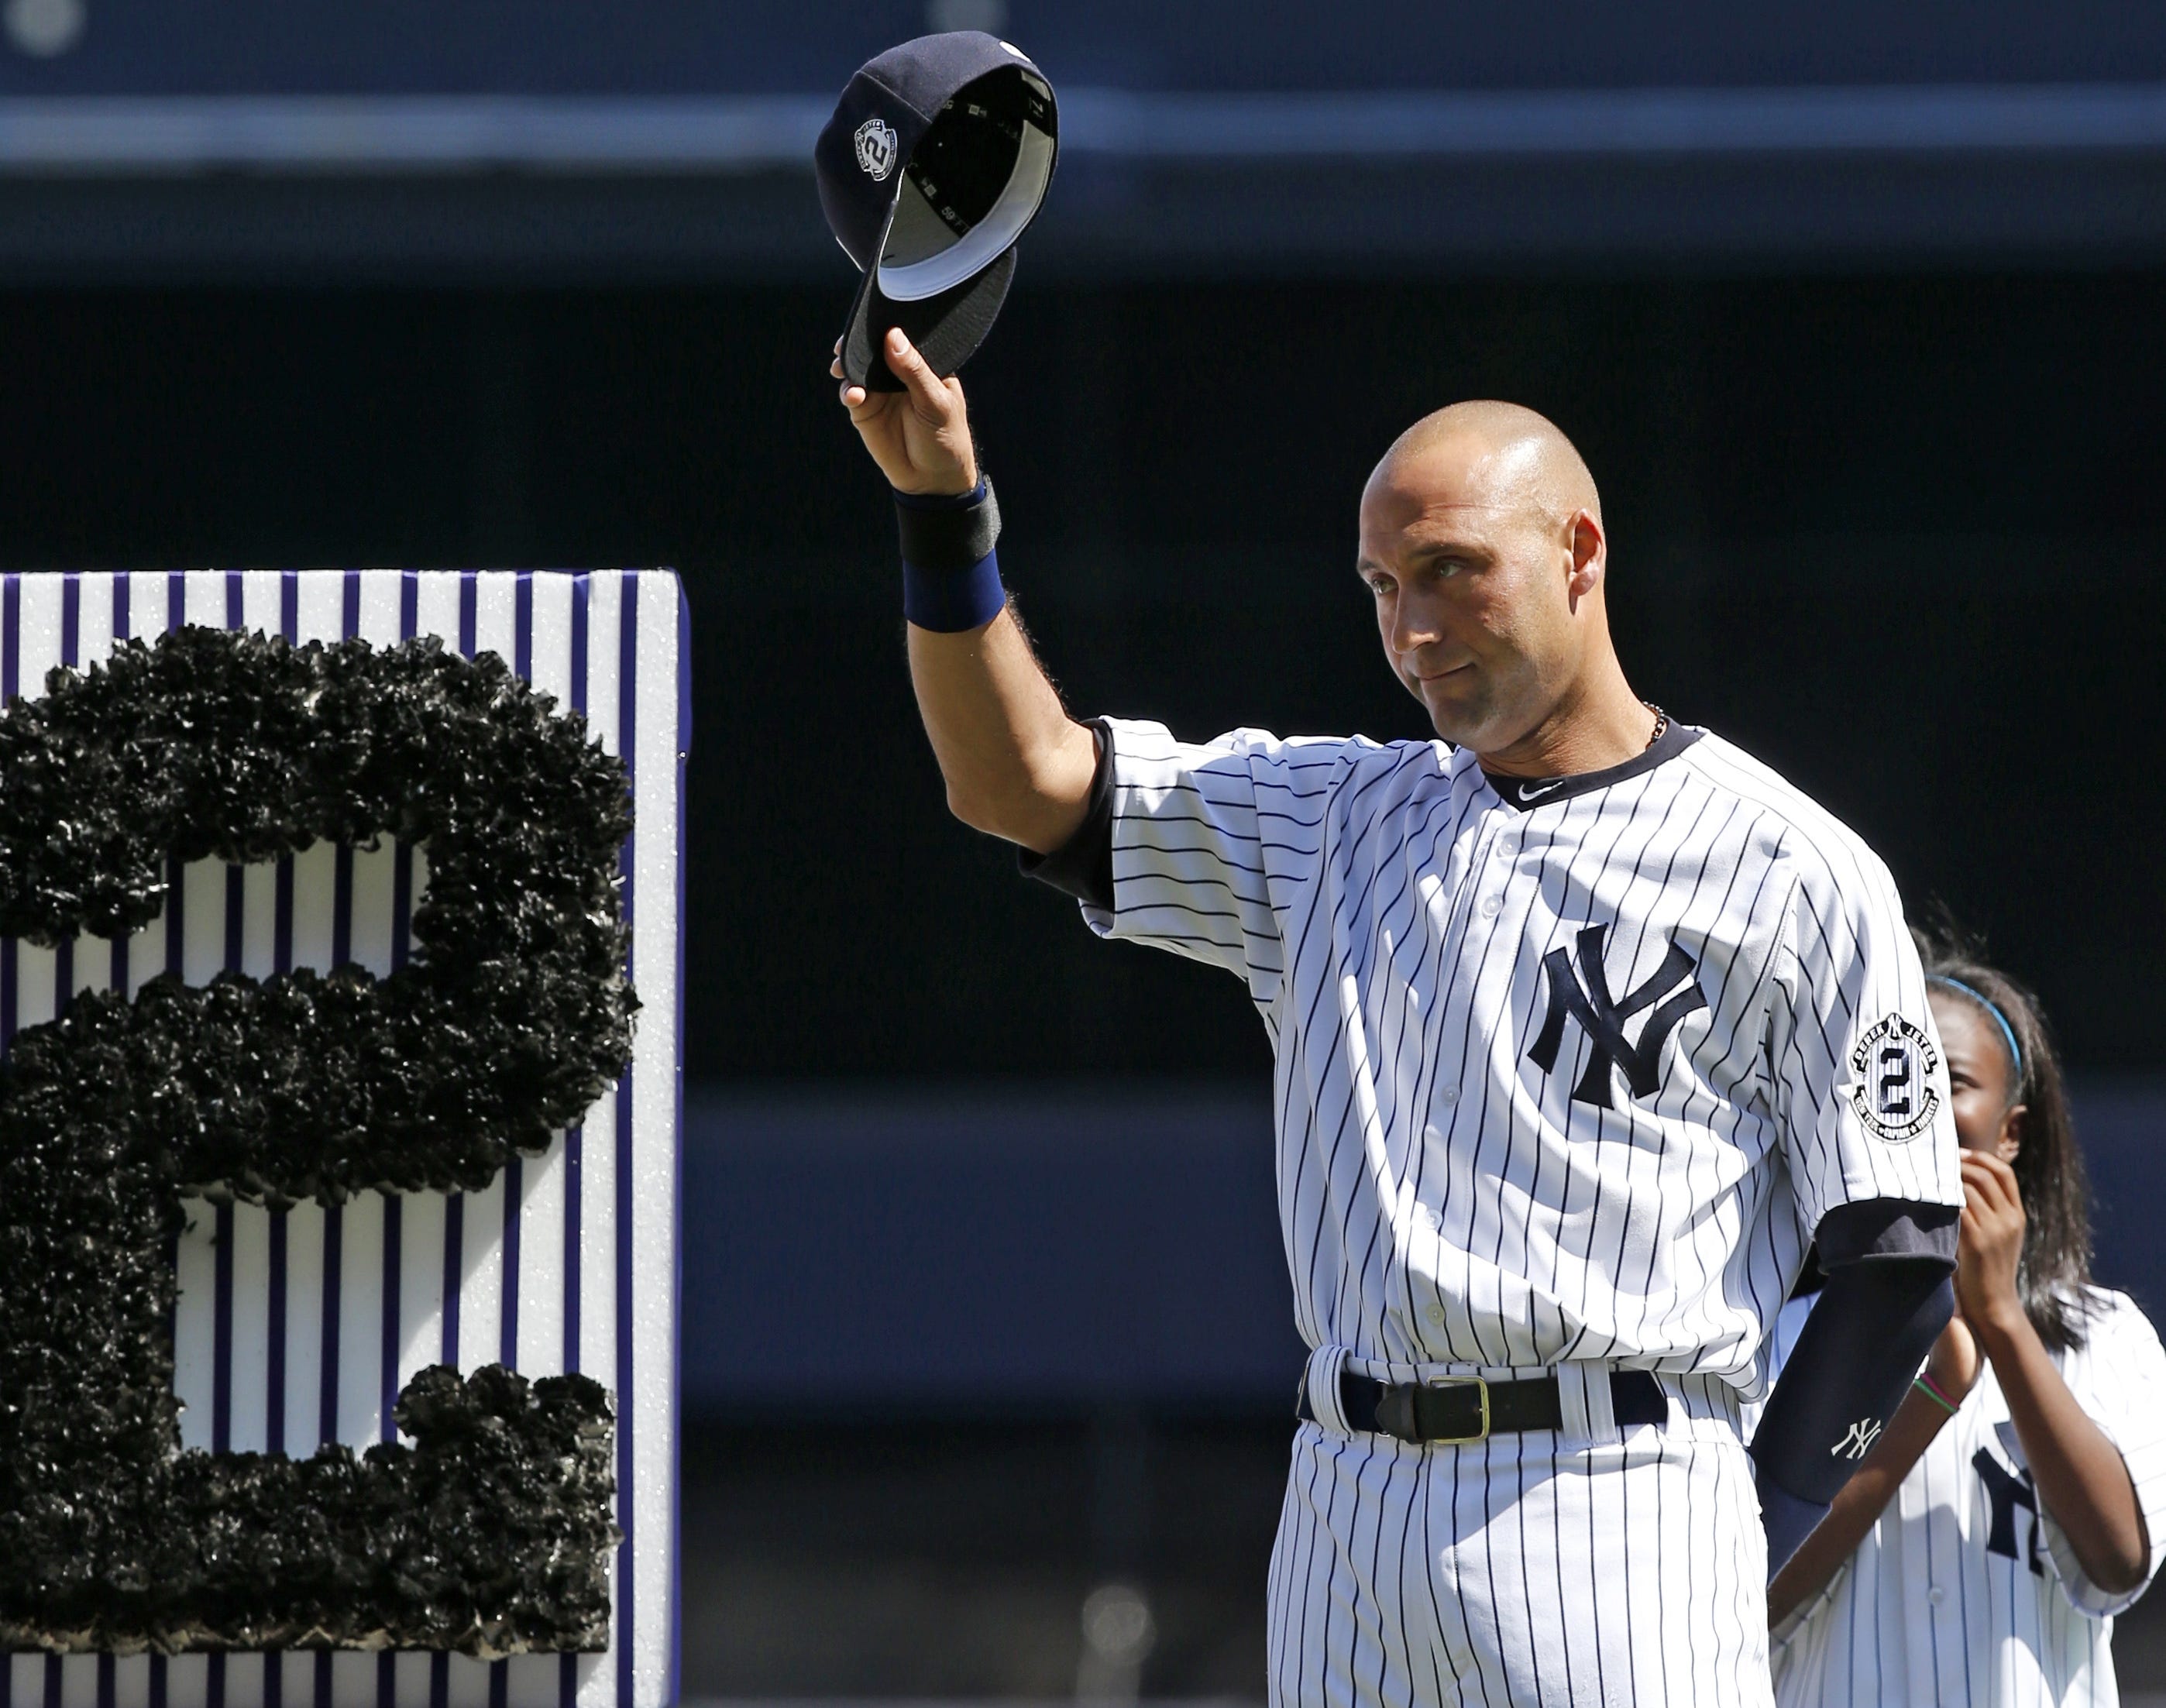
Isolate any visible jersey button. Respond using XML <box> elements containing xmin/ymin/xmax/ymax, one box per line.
<box><xmin>1439</xmin><ymin>1085</ymin><xmax>1459</xmax><ymax>1105</ymax></box>
<box><xmin>1480</xmin><ymin>895</ymin><xmax>1502</xmax><ymax>916</ymax></box>
<box><xmin>1425</xmin><ymin>1304</ymin><xmax>1446</xmax><ymax>1326</ymax></box>
<box><xmin>1927</xmin><ymin>1586</ymin><xmax>1945</xmax><ymax>1607</ymax></box>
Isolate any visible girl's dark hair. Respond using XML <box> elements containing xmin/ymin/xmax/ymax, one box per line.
<box><xmin>1917</xmin><ymin>926</ymin><xmax>2095</xmax><ymax>1352</ymax></box>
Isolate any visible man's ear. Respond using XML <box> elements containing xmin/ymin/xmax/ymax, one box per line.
<box><xmin>1997</xmin><ymin>1104</ymin><xmax>2026</xmax><ymax>1163</ymax></box>
<box><xmin>1568</xmin><ymin>511</ymin><xmax>1604</xmax><ymax>596</ymax></box>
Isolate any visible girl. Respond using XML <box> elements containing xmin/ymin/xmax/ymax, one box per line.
<box><xmin>1765</xmin><ymin>937</ymin><xmax>2166</xmax><ymax>1705</ymax></box>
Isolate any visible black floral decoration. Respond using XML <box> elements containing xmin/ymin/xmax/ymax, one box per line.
<box><xmin>0</xmin><ymin>624</ymin><xmax>634</xmax><ymax>1655</ymax></box>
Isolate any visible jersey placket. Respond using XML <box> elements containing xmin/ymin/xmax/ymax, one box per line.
<box><xmin>1403</xmin><ymin>788</ymin><xmax>1525</xmax><ymax>1364</ymax></box>
<box><xmin>1354</xmin><ymin>774</ymin><xmax>1486</xmax><ymax>1365</ymax></box>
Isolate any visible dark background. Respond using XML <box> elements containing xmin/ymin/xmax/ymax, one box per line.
<box><xmin>7</xmin><ymin>266</ymin><xmax>2162</xmax><ymax>1703</ymax></box>
<box><xmin>5</xmin><ymin>275</ymin><xmax>2161</xmax><ymax>1078</ymax></box>
<box><xmin>4</xmin><ymin>1</ymin><xmax>2165</xmax><ymax>1698</ymax></box>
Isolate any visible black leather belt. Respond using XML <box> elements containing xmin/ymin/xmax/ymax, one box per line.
<box><xmin>1298</xmin><ymin>1366</ymin><xmax>1669</xmax><ymax>1445</ymax></box>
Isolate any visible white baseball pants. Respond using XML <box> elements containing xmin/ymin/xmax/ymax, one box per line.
<box><xmin>1267</xmin><ymin>1359</ymin><xmax>1774</xmax><ymax>1707</ymax></box>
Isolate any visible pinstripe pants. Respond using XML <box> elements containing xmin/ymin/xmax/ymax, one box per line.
<box><xmin>1267</xmin><ymin>1382</ymin><xmax>1774</xmax><ymax>1707</ymax></box>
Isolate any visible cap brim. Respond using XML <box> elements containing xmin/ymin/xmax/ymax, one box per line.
<box><xmin>841</xmin><ymin>245</ymin><xmax>1017</xmax><ymax>393</ymax></box>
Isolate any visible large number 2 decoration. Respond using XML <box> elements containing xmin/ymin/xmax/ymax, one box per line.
<box><xmin>0</xmin><ymin>624</ymin><xmax>634</xmax><ymax>1656</ymax></box>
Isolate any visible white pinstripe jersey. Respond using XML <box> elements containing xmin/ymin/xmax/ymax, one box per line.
<box><xmin>1765</xmin><ymin>1287</ymin><xmax>2166</xmax><ymax>1706</ymax></box>
<box><xmin>1077</xmin><ymin>717</ymin><xmax>1963</xmax><ymax>1390</ymax></box>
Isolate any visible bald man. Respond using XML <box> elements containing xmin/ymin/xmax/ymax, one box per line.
<box><xmin>834</xmin><ymin>329</ymin><xmax>1964</xmax><ymax>1706</ymax></box>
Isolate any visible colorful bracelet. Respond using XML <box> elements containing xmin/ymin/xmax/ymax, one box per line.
<box><xmin>1912</xmin><ymin>1372</ymin><xmax>1961</xmax><ymax>1416</ymax></box>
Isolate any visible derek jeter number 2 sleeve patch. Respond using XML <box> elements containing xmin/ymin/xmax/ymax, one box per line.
<box><xmin>1766</xmin><ymin>836</ymin><xmax>1961</xmax><ymax>1228</ymax></box>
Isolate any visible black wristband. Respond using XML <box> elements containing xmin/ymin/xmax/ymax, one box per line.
<box><xmin>895</xmin><ymin>477</ymin><xmax>1001</xmax><ymax>572</ymax></box>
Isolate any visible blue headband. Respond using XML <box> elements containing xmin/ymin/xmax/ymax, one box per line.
<box><xmin>1930</xmin><ymin>976</ymin><xmax>2024</xmax><ymax>1089</ymax></box>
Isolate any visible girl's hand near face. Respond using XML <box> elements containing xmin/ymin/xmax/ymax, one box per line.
<box><xmin>1955</xmin><ymin>1151</ymin><xmax>2030</xmax><ymax>1343</ymax></box>
<box><xmin>1951</xmin><ymin>1146</ymin><xmax>2152</xmax><ymax>1593</ymax></box>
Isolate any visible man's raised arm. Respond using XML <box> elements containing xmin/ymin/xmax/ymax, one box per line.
<box><xmin>833</xmin><ymin>325</ymin><xmax>1097</xmax><ymax>854</ymax></box>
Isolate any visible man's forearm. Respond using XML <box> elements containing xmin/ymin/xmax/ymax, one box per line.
<box><xmin>1767</xmin><ymin>1386</ymin><xmax>1951</xmax><ymax>1624</ymax></box>
<box><xmin>833</xmin><ymin>327</ymin><xmax>1096</xmax><ymax>851</ymax></box>
<box><xmin>1748</xmin><ymin>1238</ymin><xmax>1955</xmax><ymax>1578</ymax></box>
<box><xmin>906</xmin><ymin>610</ymin><xmax>1096</xmax><ymax>853</ymax></box>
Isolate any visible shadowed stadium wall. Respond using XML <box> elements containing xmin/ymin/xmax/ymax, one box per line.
<box><xmin>0</xmin><ymin>276</ymin><xmax>2157</xmax><ymax>1084</ymax></box>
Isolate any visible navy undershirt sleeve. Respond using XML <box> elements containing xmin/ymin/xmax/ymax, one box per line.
<box><xmin>1017</xmin><ymin>718</ymin><xmax>1115</xmax><ymax>911</ymax></box>
<box><xmin>1751</xmin><ymin>1198</ymin><xmax>1958</xmax><ymax>1579</ymax></box>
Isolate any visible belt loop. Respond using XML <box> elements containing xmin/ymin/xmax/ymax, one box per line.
<box><xmin>1580</xmin><ymin>1365</ymin><xmax>1618</xmax><ymax>1445</ymax></box>
<box><xmin>1301</xmin><ymin>1345</ymin><xmax>1350</xmax><ymax>1435</ymax></box>
<box><xmin>1553</xmin><ymin>1364</ymin><xmax>1603</xmax><ymax>1448</ymax></box>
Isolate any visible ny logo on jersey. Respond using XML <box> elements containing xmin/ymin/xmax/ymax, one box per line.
<box><xmin>1832</xmin><ymin>1417</ymin><xmax>1883</xmax><ymax>1459</ymax></box>
<box><xmin>1526</xmin><ymin>923</ymin><xmax>1709</xmax><ymax>1109</ymax></box>
<box><xmin>1975</xmin><ymin>1448</ymin><xmax>2047</xmax><ymax>1576</ymax></box>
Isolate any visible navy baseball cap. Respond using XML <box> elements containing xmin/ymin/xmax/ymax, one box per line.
<box><xmin>816</xmin><ymin>32</ymin><xmax>1057</xmax><ymax>391</ymax></box>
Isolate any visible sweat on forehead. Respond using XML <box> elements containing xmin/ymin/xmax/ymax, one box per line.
<box><xmin>1369</xmin><ymin>400</ymin><xmax>1601</xmax><ymax>525</ymax></box>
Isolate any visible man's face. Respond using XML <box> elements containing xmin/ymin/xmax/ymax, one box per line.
<box><xmin>1356</xmin><ymin>438</ymin><xmax>1587</xmax><ymax>751</ymax></box>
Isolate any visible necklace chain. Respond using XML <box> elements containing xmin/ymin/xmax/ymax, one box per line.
<box><xmin>1494</xmin><ymin>703</ymin><xmax>1670</xmax><ymax>800</ymax></box>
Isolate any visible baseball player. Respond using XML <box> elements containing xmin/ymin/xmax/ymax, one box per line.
<box><xmin>1761</xmin><ymin>940</ymin><xmax>2166</xmax><ymax>1706</ymax></box>
<box><xmin>832</xmin><ymin>325</ymin><xmax>1965</xmax><ymax>1705</ymax></box>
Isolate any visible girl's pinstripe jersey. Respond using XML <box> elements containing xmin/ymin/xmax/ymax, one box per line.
<box><xmin>1077</xmin><ymin>715</ymin><xmax>1964</xmax><ymax>1396</ymax></box>
<box><xmin>1762</xmin><ymin>1287</ymin><xmax>2166</xmax><ymax>1707</ymax></box>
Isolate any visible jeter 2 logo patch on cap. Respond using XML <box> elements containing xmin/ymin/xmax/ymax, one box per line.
<box><xmin>1850</xmin><ymin>1012</ymin><xmax>1943</xmax><ymax>1141</ymax></box>
<box><xmin>814</xmin><ymin>30</ymin><xmax>1058</xmax><ymax>392</ymax></box>
<box><xmin>854</xmin><ymin>116</ymin><xmax>899</xmax><ymax>180</ymax></box>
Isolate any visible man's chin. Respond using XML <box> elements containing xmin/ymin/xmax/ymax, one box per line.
<box><xmin>1415</xmin><ymin>682</ymin><xmax>1491</xmax><ymax>747</ymax></box>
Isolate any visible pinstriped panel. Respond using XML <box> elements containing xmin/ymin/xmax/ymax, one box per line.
<box><xmin>1068</xmin><ymin>709</ymin><xmax>1961</xmax><ymax>1702</ymax></box>
<box><xmin>1083</xmin><ymin>714</ymin><xmax>1962</xmax><ymax>1394</ymax></box>
<box><xmin>1267</xmin><ymin>1422</ymin><xmax>1774</xmax><ymax>1706</ymax></box>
